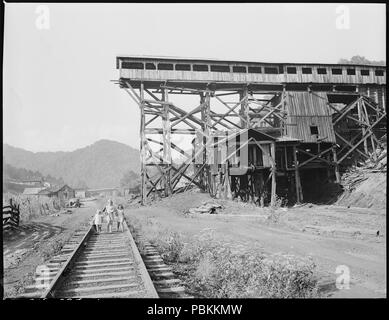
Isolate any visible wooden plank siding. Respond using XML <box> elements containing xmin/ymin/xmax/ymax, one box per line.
<box><xmin>117</xmin><ymin>57</ymin><xmax>386</xmax><ymax>86</ymax></box>
<box><xmin>285</xmin><ymin>92</ymin><xmax>336</xmax><ymax>143</ymax></box>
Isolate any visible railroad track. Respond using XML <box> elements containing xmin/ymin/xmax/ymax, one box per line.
<box><xmin>132</xmin><ymin>233</ymin><xmax>194</xmax><ymax>298</ymax></box>
<box><xmin>19</xmin><ymin>219</ymin><xmax>158</xmax><ymax>298</ymax></box>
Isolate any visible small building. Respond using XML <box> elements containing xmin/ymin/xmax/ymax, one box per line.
<box><xmin>22</xmin><ymin>187</ymin><xmax>48</xmax><ymax>196</ymax></box>
<box><xmin>50</xmin><ymin>185</ymin><xmax>75</xmax><ymax>202</ymax></box>
<box><xmin>75</xmin><ymin>189</ymin><xmax>90</xmax><ymax>198</ymax></box>
<box><xmin>87</xmin><ymin>188</ymin><xmax>119</xmax><ymax>197</ymax></box>
<box><xmin>75</xmin><ymin>190</ymin><xmax>86</xmax><ymax>198</ymax></box>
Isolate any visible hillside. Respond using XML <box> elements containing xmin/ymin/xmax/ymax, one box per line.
<box><xmin>3</xmin><ymin>140</ymin><xmax>140</xmax><ymax>189</ymax></box>
<box><xmin>336</xmin><ymin>146</ymin><xmax>387</xmax><ymax>209</ymax></box>
<box><xmin>3</xmin><ymin>162</ymin><xmax>65</xmax><ymax>193</ymax></box>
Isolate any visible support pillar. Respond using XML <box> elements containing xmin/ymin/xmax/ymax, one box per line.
<box><xmin>162</xmin><ymin>89</ymin><xmax>172</xmax><ymax>196</ymax></box>
<box><xmin>281</xmin><ymin>87</ymin><xmax>287</xmax><ymax>135</ymax></box>
<box><xmin>239</xmin><ymin>88</ymin><xmax>249</xmax><ymax>129</ymax></box>
<box><xmin>200</xmin><ymin>91</ymin><xmax>211</xmax><ymax>192</ymax></box>
<box><xmin>332</xmin><ymin>146</ymin><xmax>341</xmax><ymax>183</ymax></box>
<box><xmin>259</xmin><ymin>172</ymin><xmax>265</xmax><ymax>207</ymax></box>
<box><xmin>270</xmin><ymin>142</ymin><xmax>277</xmax><ymax>207</ymax></box>
<box><xmin>139</xmin><ymin>83</ymin><xmax>147</xmax><ymax>205</ymax></box>
<box><xmin>292</xmin><ymin>145</ymin><xmax>303</xmax><ymax>203</ymax></box>
<box><xmin>358</xmin><ymin>99</ymin><xmax>369</xmax><ymax>155</ymax></box>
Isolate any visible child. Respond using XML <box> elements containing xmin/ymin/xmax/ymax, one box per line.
<box><xmin>116</xmin><ymin>204</ymin><xmax>125</xmax><ymax>232</ymax></box>
<box><xmin>104</xmin><ymin>199</ymin><xmax>115</xmax><ymax>233</ymax></box>
<box><xmin>93</xmin><ymin>210</ymin><xmax>103</xmax><ymax>233</ymax></box>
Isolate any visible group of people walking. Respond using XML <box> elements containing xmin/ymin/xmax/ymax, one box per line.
<box><xmin>93</xmin><ymin>199</ymin><xmax>125</xmax><ymax>233</ymax></box>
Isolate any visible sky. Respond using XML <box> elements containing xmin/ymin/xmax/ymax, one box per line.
<box><xmin>3</xmin><ymin>3</ymin><xmax>386</xmax><ymax>152</ymax></box>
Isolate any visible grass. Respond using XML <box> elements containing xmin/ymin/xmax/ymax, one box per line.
<box><xmin>129</xmin><ymin>215</ymin><xmax>320</xmax><ymax>298</ymax></box>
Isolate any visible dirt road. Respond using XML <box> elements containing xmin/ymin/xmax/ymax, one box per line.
<box><xmin>3</xmin><ymin>200</ymin><xmax>102</xmax><ymax>298</ymax></box>
<box><xmin>126</xmin><ymin>192</ymin><xmax>386</xmax><ymax>298</ymax></box>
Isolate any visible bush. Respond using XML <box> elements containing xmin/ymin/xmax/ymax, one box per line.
<box><xmin>129</xmin><ymin>218</ymin><xmax>320</xmax><ymax>298</ymax></box>
<box><xmin>182</xmin><ymin>241</ymin><xmax>318</xmax><ymax>298</ymax></box>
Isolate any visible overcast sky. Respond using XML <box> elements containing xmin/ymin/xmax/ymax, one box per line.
<box><xmin>3</xmin><ymin>3</ymin><xmax>386</xmax><ymax>152</ymax></box>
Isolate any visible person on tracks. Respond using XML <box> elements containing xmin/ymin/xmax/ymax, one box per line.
<box><xmin>116</xmin><ymin>204</ymin><xmax>125</xmax><ymax>232</ymax></box>
<box><xmin>93</xmin><ymin>209</ymin><xmax>103</xmax><ymax>233</ymax></box>
<box><xmin>103</xmin><ymin>199</ymin><xmax>116</xmax><ymax>233</ymax></box>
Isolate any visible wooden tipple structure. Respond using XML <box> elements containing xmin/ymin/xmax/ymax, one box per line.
<box><xmin>115</xmin><ymin>56</ymin><xmax>386</xmax><ymax>206</ymax></box>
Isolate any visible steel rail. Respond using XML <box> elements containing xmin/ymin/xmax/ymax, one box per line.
<box><xmin>41</xmin><ymin>223</ymin><xmax>94</xmax><ymax>298</ymax></box>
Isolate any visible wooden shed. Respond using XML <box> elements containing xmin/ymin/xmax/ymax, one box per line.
<box><xmin>49</xmin><ymin>185</ymin><xmax>75</xmax><ymax>203</ymax></box>
<box><xmin>285</xmin><ymin>91</ymin><xmax>336</xmax><ymax>144</ymax></box>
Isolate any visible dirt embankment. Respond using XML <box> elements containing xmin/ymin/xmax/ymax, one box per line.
<box><xmin>126</xmin><ymin>189</ymin><xmax>386</xmax><ymax>298</ymax></box>
<box><xmin>336</xmin><ymin>172</ymin><xmax>386</xmax><ymax>210</ymax></box>
<box><xmin>3</xmin><ymin>200</ymin><xmax>101</xmax><ymax>298</ymax></box>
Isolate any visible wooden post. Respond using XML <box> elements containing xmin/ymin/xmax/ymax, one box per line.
<box><xmin>292</xmin><ymin>145</ymin><xmax>302</xmax><ymax>204</ymax></box>
<box><xmin>358</xmin><ymin>99</ymin><xmax>369</xmax><ymax>155</ymax></box>
<box><xmin>162</xmin><ymin>88</ymin><xmax>172</xmax><ymax>196</ymax></box>
<box><xmin>239</xmin><ymin>88</ymin><xmax>249</xmax><ymax>128</ymax></box>
<box><xmin>224</xmin><ymin>165</ymin><xmax>233</xmax><ymax>200</ymax></box>
<box><xmin>270</xmin><ymin>142</ymin><xmax>276</xmax><ymax>207</ymax></box>
<box><xmin>140</xmin><ymin>83</ymin><xmax>147</xmax><ymax>205</ymax></box>
<box><xmin>240</xmin><ymin>129</ymin><xmax>249</xmax><ymax>168</ymax></box>
<box><xmin>202</xmin><ymin>90</ymin><xmax>212</xmax><ymax>192</ymax></box>
<box><xmin>332</xmin><ymin>146</ymin><xmax>341</xmax><ymax>183</ymax></box>
<box><xmin>281</xmin><ymin>87</ymin><xmax>287</xmax><ymax>135</ymax></box>
<box><xmin>258</xmin><ymin>172</ymin><xmax>265</xmax><ymax>207</ymax></box>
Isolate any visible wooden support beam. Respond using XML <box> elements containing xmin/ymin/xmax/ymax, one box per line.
<box><xmin>183</xmin><ymin>163</ymin><xmax>207</xmax><ymax>192</ymax></box>
<box><xmin>270</xmin><ymin>142</ymin><xmax>277</xmax><ymax>207</ymax></box>
<box><xmin>146</xmin><ymin>87</ymin><xmax>204</xmax><ymax>130</ymax></box>
<box><xmin>256</xmin><ymin>99</ymin><xmax>285</xmax><ymax>127</ymax></box>
<box><xmin>168</xmin><ymin>108</ymin><xmax>198</xmax><ymax>130</ymax></box>
<box><xmin>297</xmin><ymin>146</ymin><xmax>334</xmax><ymax>168</ymax></box>
<box><xmin>361</xmin><ymin>99</ymin><xmax>376</xmax><ymax>156</ymax></box>
<box><xmin>212</xmin><ymin>95</ymin><xmax>246</xmax><ymax>129</ymax></box>
<box><xmin>147</xmin><ymin>138</ymin><xmax>191</xmax><ymax>160</ymax></box>
<box><xmin>337</xmin><ymin>112</ymin><xmax>386</xmax><ymax>164</ymax></box>
<box><xmin>145</xmin><ymin>128</ymin><xmax>197</xmax><ymax>135</ymax></box>
<box><xmin>171</xmin><ymin>104</ymin><xmax>202</xmax><ymax>128</ymax></box>
<box><xmin>335</xmin><ymin>132</ymin><xmax>369</xmax><ymax>160</ymax></box>
<box><xmin>332</xmin><ymin>146</ymin><xmax>341</xmax><ymax>183</ymax></box>
<box><xmin>170</xmin><ymin>165</ymin><xmax>203</xmax><ymax>190</ymax></box>
<box><xmin>210</xmin><ymin>111</ymin><xmax>240</xmax><ymax>129</ymax></box>
<box><xmin>293</xmin><ymin>145</ymin><xmax>303</xmax><ymax>203</ymax></box>
<box><xmin>239</xmin><ymin>88</ymin><xmax>249</xmax><ymax>128</ymax></box>
<box><xmin>205</xmin><ymin>91</ymin><xmax>212</xmax><ymax>191</ymax></box>
<box><xmin>333</xmin><ymin>97</ymin><xmax>361</xmax><ymax>125</ymax></box>
<box><xmin>162</xmin><ymin>89</ymin><xmax>172</xmax><ymax>196</ymax></box>
<box><xmin>139</xmin><ymin>83</ymin><xmax>147</xmax><ymax>205</ymax></box>
<box><xmin>214</xmin><ymin>95</ymin><xmax>247</xmax><ymax>124</ymax></box>
<box><xmin>125</xmin><ymin>81</ymin><xmax>142</xmax><ymax>103</ymax></box>
<box><xmin>145</xmin><ymin>115</ymin><xmax>159</xmax><ymax>126</ymax></box>
<box><xmin>357</xmin><ymin>100</ymin><xmax>369</xmax><ymax>155</ymax></box>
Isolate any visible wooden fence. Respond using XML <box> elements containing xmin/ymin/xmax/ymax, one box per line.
<box><xmin>3</xmin><ymin>198</ymin><xmax>20</xmax><ymax>230</ymax></box>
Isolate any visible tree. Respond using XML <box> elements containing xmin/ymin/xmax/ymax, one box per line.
<box><xmin>338</xmin><ymin>55</ymin><xmax>386</xmax><ymax>66</ymax></box>
<box><xmin>120</xmin><ymin>170</ymin><xmax>140</xmax><ymax>188</ymax></box>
